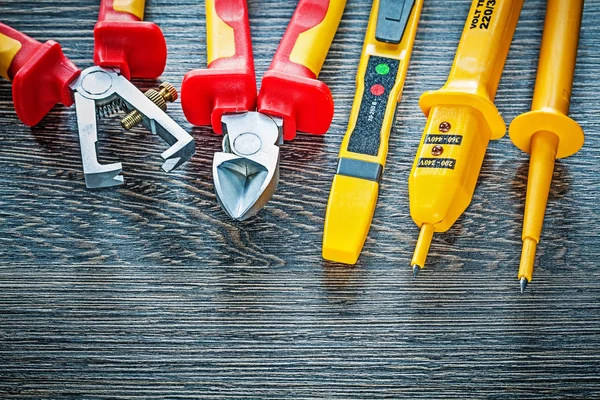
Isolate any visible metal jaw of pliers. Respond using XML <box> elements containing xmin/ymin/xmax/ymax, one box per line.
<box><xmin>214</xmin><ymin>112</ymin><xmax>283</xmax><ymax>220</ymax></box>
<box><xmin>181</xmin><ymin>0</ymin><xmax>346</xmax><ymax>220</ymax></box>
<box><xmin>71</xmin><ymin>66</ymin><xmax>195</xmax><ymax>188</ymax></box>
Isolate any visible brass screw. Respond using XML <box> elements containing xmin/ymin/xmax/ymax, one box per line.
<box><xmin>439</xmin><ymin>121</ymin><xmax>451</xmax><ymax>132</ymax></box>
<box><xmin>121</xmin><ymin>82</ymin><xmax>178</xmax><ymax>130</ymax></box>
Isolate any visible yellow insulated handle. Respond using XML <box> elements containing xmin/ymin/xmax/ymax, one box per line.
<box><xmin>420</xmin><ymin>0</ymin><xmax>524</xmax><ymax>140</ymax></box>
<box><xmin>445</xmin><ymin>0</ymin><xmax>520</xmax><ymax>101</ymax></box>
<box><xmin>263</xmin><ymin>0</ymin><xmax>346</xmax><ymax>82</ymax></box>
<box><xmin>0</xmin><ymin>32</ymin><xmax>22</xmax><ymax>80</ymax></box>
<box><xmin>288</xmin><ymin>0</ymin><xmax>346</xmax><ymax>77</ymax></box>
<box><xmin>205</xmin><ymin>0</ymin><xmax>237</xmax><ymax>65</ymax></box>
<box><xmin>113</xmin><ymin>0</ymin><xmax>145</xmax><ymax>20</ymax></box>
<box><xmin>509</xmin><ymin>0</ymin><xmax>584</xmax><ymax>159</ymax></box>
<box><xmin>531</xmin><ymin>0</ymin><xmax>581</xmax><ymax>115</ymax></box>
<box><xmin>409</xmin><ymin>0</ymin><xmax>524</xmax><ymax>270</ymax></box>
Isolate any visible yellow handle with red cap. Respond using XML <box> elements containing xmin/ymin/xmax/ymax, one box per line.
<box><xmin>0</xmin><ymin>23</ymin><xmax>80</xmax><ymax>126</ymax></box>
<box><xmin>257</xmin><ymin>0</ymin><xmax>346</xmax><ymax>140</ymax></box>
<box><xmin>95</xmin><ymin>0</ymin><xmax>166</xmax><ymax>79</ymax></box>
<box><xmin>182</xmin><ymin>0</ymin><xmax>346</xmax><ymax>141</ymax></box>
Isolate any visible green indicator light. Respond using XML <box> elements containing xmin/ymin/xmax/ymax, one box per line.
<box><xmin>376</xmin><ymin>63</ymin><xmax>390</xmax><ymax>75</ymax></box>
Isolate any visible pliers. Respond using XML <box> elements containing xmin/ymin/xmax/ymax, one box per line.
<box><xmin>181</xmin><ymin>0</ymin><xmax>346</xmax><ymax>220</ymax></box>
<box><xmin>0</xmin><ymin>0</ymin><xmax>195</xmax><ymax>188</ymax></box>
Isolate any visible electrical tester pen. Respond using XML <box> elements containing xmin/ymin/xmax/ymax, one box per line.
<box><xmin>409</xmin><ymin>0</ymin><xmax>524</xmax><ymax>276</ymax></box>
<box><xmin>323</xmin><ymin>0</ymin><xmax>423</xmax><ymax>264</ymax></box>
<box><xmin>508</xmin><ymin>0</ymin><xmax>584</xmax><ymax>292</ymax></box>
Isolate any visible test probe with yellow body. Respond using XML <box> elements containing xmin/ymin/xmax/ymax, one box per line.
<box><xmin>323</xmin><ymin>0</ymin><xmax>423</xmax><ymax>264</ymax></box>
<box><xmin>409</xmin><ymin>0</ymin><xmax>524</xmax><ymax>276</ymax></box>
<box><xmin>509</xmin><ymin>0</ymin><xmax>584</xmax><ymax>292</ymax></box>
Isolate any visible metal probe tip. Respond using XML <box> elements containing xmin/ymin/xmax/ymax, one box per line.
<box><xmin>412</xmin><ymin>265</ymin><xmax>421</xmax><ymax>278</ymax></box>
<box><xmin>520</xmin><ymin>277</ymin><xmax>528</xmax><ymax>294</ymax></box>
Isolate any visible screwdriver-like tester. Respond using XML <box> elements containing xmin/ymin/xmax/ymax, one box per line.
<box><xmin>323</xmin><ymin>0</ymin><xmax>423</xmax><ymax>264</ymax></box>
<box><xmin>509</xmin><ymin>0</ymin><xmax>584</xmax><ymax>292</ymax></box>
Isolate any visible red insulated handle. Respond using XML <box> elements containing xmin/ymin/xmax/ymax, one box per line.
<box><xmin>257</xmin><ymin>0</ymin><xmax>344</xmax><ymax>140</ymax></box>
<box><xmin>93</xmin><ymin>0</ymin><xmax>167</xmax><ymax>79</ymax></box>
<box><xmin>180</xmin><ymin>0</ymin><xmax>257</xmax><ymax>133</ymax></box>
<box><xmin>265</xmin><ymin>3</ymin><xmax>324</xmax><ymax>80</ymax></box>
<box><xmin>0</xmin><ymin>22</ymin><xmax>80</xmax><ymax>126</ymax></box>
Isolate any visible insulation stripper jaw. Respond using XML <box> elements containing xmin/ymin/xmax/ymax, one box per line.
<box><xmin>70</xmin><ymin>66</ymin><xmax>195</xmax><ymax>188</ymax></box>
<box><xmin>0</xmin><ymin>0</ymin><xmax>185</xmax><ymax>188</ymax></box>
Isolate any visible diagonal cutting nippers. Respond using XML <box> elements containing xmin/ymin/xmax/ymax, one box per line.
<box><xmin>181</xmin><ymin>0</ymin><xmax>346</xmax><ymax>220</ymax></box>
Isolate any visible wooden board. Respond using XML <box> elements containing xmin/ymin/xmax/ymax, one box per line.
<box><xmin>1</xmin><ymin>0</ymin><xmax>599</xmax><ymax>397</ymax></box>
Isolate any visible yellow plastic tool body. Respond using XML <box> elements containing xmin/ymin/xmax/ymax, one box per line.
<box><xmin>0</xmin><ymin>33</ymin><xmax>22</xmax><ymax>80</ymax></box>
<box><xmin>289</xmin><ymin>0</ymin><xmax>346</xmax><ymax>76</ymax></box>
<box><xmin>409</xmin><ymin>0</ymin><xmax>524</xmax><ymax>270</ymax></box>
<box><xmin>323</xmin><ymin>0</ymin><xmax>423</xmax><ymax>264</ymax></box>
<box><xmin>113</xmin><ymin>0</ymin><xmax>145</xmax><ymax>20</ymax></box>
<box><xmin>508</xmin><ymin>0</ymin><xmax>584</xmax><ymax>284</ymax></box>
<box><xmin>206</xmin><ymin>0</ymin><xmax>236</xmax><ymax>64</ymax></box>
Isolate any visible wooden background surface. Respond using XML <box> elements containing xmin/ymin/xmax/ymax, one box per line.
<box><xmin>1</xmin><ymin>0</ymin><xmax>600</xmax><ymax>398</ymax></box>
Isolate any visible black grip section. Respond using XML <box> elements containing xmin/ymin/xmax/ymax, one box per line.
<box><xmin>347</xmin><ymin>55</ymin><xmax>400</xmax><ymax>157</ymax></box>
<box><xmin>376</xmin><ymin>0</ymin><xmax>416</xmax><ymax>44</ymax></box>
<box><xmin>337</xmin><ymin>158</ymin><xmax>383</xmax><ymax>182</ymax></box>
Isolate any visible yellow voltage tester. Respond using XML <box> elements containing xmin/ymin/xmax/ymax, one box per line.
<box><xmin>509</xmin><ymin>0</ymin><xmax>584</xmax><ymax>292</ymax></box>
<box><xmin>323</xmin><ymin>0</ymin><xmax>423</xmax><ymax>264</ymax></box>
<box><xmin>409</xmin><ymin>0</ymin><xmax>524</xmax><ymax>276</ymax></box>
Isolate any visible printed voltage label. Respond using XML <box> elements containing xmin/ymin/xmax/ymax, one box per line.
<box><xmin>417</xmin><ymin>158</ymin><xmax>456</xmax><ymax>169</ymax></box>
<box><xmin>470</xmin><ymin>0</ymin><xmax>496</xmax><ymax>30</ymax></box>
<box><xmin>424</xmin><ymin>135</ymin><xmax>463</xmax><ymax>145</ymax></box>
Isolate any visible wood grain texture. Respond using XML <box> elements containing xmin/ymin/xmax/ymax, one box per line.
<box><xmin>1</xmin><ymin>0</ymin><xmax>600</xmax><ymax>398</ymax></box>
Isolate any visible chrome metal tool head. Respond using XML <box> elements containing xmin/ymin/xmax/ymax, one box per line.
<box><xmin>214</xmin><ymin>112</ymin><xmax>283</xmax><ymax>221</ymax></box>
<box><xmin>70</xmin><ymin>66</ymin><xmax>195</xmax><ymax>188</ymax></box>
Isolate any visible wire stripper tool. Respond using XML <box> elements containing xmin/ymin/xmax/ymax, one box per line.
<box><xmin>322</xmin><ymin>0</ymin><xmax>423</xmax><ymax>264</ymax></box>
<box><xmin>408</xmin><ymin>0</ymin><xmax>524</xmax><ymax>276</ymax></box>
<box><xmin>181</xmin><ymin>0</ymin><xmax>346</xmax><ymax>221</ymax></box>
<box><xmin>508</xmin><ymin>0</ymin><xmax>584</xmax><ymax>292</ymax></box>
<box><xmin>0</xmin><ymin>0</ymin><xmax>195</xmax><ymax>188</ymax></box>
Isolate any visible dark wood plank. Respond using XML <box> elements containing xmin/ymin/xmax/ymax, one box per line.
<box><xmin>1</xmin><ymin>0</ymin><xmax>600</xmax><ymax>398</ymax></box>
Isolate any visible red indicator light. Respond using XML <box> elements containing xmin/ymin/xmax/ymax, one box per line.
<box><xmin>370</xmin><ymin>84</ymin><xmax>385</xmax><ymax>96</ymax></box>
